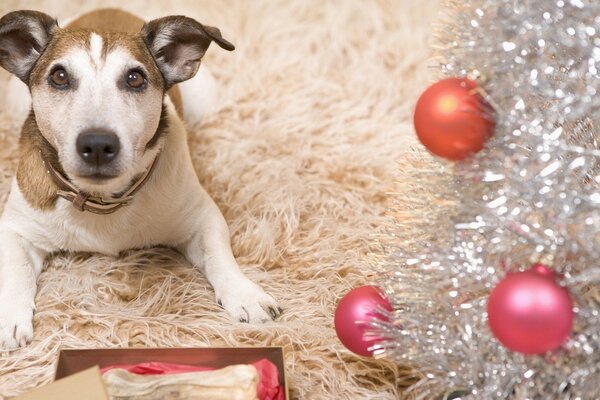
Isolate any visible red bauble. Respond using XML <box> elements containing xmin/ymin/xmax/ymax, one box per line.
<box><xmin>487</xmin><ymin>264</ymin><xmax>574</xmax><ymax>355</ymax></box>
<box><xmin>414</xmin><ymin>77</ymin><xmax>495</xmax><ymax>160</ymax></box>
<box><xmin>334</xmin><ymin>285</ymin><xmax>393</xmax><ymax>357</ymax></box>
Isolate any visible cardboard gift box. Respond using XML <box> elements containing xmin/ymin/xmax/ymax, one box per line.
<box><xmin>16</xmin><ymin>366</ymin><xmax>108</xmax><ymax>400</ymax></box>
<box><xmin>17</xmin><ymin>347</ymin><xmax>288</xmax><ymax>399</ymax></box>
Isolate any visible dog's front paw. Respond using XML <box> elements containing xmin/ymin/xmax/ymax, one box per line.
<box><xmin>0</xmin><ymin>303</ymin><xmax>34</xmax><ymax>350</ymax></box>
<box><xmin>216</xmin><ymin>279</ymin><xmax>283</xmax><ymax>324</ymax></box>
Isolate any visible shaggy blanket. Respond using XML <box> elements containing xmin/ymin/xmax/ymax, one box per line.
<box><xmin>0</xmin><ymin>0</ymin><xmax>441</xmax><ymax>398</ymax></box>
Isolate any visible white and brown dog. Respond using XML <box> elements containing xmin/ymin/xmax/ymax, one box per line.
<box><xmin>0</xmin><ymin>8</ymin><xmax>282</xmax><ymax>350</ymax></box>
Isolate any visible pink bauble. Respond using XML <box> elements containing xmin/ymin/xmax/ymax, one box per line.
<box><xmin>334</xmin><ymin>285</ymin><xmax>393</xmax><ymax>357</ymax></box>
<box><xmin>487</xmin><ymin>264</ymin><xmax>574</xmax><ymax>355</ymax></box>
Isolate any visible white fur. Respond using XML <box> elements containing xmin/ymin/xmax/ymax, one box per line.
<box><xmin>89</xmin><ymin>33</ymin><xmax>103</xmax><ymax>66</ymax></box>
<box><xmin>5</xmin><ymin>76</ymin><xmax>31</xmax><ymax>126</ymax></box>
<box><xmin>179</xmin><ymin>65</ymin><xmax>220</xmax><ymax>125</ymax></box>
<box><xmin>0</xmin><ymin>30</ymin><xmax>279</xmax><ymax>350</ymax></box>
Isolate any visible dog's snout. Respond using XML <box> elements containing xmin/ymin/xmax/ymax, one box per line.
<box><xmin>76</xmin><ymin>130</ymin><xmax>120</xmax><ymax>166</ymax></box>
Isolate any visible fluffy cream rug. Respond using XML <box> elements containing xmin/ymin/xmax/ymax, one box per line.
<box><xmin>0</xmin><ymin>0</ymin><xmax>442</xmax><ymax>398</ymax></box>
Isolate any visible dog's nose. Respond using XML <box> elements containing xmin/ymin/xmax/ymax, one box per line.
<box><xmin>76</xmin><ymin>130</ymin><xmax>120</xmax><ymax>166</ymax></box>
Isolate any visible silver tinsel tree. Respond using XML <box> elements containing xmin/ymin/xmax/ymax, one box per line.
<box><xmin>371</xmin><ymin>0</ymin><xmax>600</xmax><ymax>398</ymax></box>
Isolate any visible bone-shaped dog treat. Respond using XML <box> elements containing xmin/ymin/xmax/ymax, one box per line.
<box><xmin>102</xmin><ymin>364</ymin><xmax>259</xmax><ymax>400</ymax></box>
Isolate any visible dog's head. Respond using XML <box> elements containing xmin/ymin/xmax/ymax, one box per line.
<box><xmin>0</xmin><ymin>10</ymin><xmax>234</xmax><ymax>196</ymax></box>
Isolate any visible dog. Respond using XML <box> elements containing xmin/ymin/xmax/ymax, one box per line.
<box><xmin>0</xmin><ymin>8</ymin><xmax>282</xmax><ymax>350</ymax></box>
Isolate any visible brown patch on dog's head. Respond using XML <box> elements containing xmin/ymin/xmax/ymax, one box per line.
<box><xmin>65</xmin><ymin>8</ymin><xmax>144</xmax><ymax>34</ymax></box>
<box><xmin>17</xmin><ymin>112</ymin><xmax>62</xmax><ymax>210</ymax></box>
<box><xmin>28</xmin><ymin>28</ymin><xmax>164</xmax><ymax>93</ymax></box>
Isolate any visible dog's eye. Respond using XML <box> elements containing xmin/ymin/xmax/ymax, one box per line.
<box><xmin>49</xmin><ymin>68</ymin><xmax>69</xmax><ymax>88</ymax></box>
<box><xmin>126</xmin><ymin>70</ymin><xmax>146</xmax><ymax>89</ymax></box>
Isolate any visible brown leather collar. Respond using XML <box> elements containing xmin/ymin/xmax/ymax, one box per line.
<box><xmin>40</xmin><ymin>151</ymin><xmax>160</xmax><ymax>215</ymax></box>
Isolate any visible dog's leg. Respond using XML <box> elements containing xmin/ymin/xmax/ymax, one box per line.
<box><xmin>0</xmin><ymin>229</ymin><xmax>46</xmax><ymax>349</ymax></box>
<box><xmin>179</xmin><ymin>198</ymin><xmax>282</xmax><ymax>323</ymax></box>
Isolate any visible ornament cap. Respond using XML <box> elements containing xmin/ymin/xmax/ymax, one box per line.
<box><xmin>530</xmin><ymin>263</ymin><xmax>556</xmax><ymax>279</ymax></box>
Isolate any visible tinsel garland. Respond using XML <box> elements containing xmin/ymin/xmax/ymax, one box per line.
<box><xmin>372</xmin><ymin>0</ymin><xmax>600</xmax><ymax>398</ymax></box>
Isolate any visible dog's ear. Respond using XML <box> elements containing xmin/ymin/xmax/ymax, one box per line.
<box><xmin>142</xmin><ymin>16</ymin><xmax>234</xmax><ymax>88</ymax></box>
<box><xmin>0</xmin><ymin>10</ymin><xmax>58</xmax><ymax>83</ymax></box>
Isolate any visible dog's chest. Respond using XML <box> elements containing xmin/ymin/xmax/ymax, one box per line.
<box><xmin>3</xmin><ymin>158</ymin><xmax>203</xmax><ymax>256</ymax></box>
<box><xmin>47</xmin><ymin>196</ymin><xmax>196</xmax><ymax>254</ymax></box>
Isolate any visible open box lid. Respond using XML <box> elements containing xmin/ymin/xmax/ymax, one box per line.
<box><xmin>15</xmin><ymin>366</ymin><xmax>108</xmax><ymax>400</ymax></box>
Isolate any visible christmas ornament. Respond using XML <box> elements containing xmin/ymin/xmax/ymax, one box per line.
<box><xmin>487</xmin><ymin>264</ymin><xmax>574</xmax><ymax>355</ymax></box>
<box><xmin>334</xmin><ymin>285</ymin><xmax>392</xmax><ymax>357</ymax></box>
<box><xmin>413</xmin><ymin>77</ymin><xmax>494</xmax><ymax>160</ymax></box>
